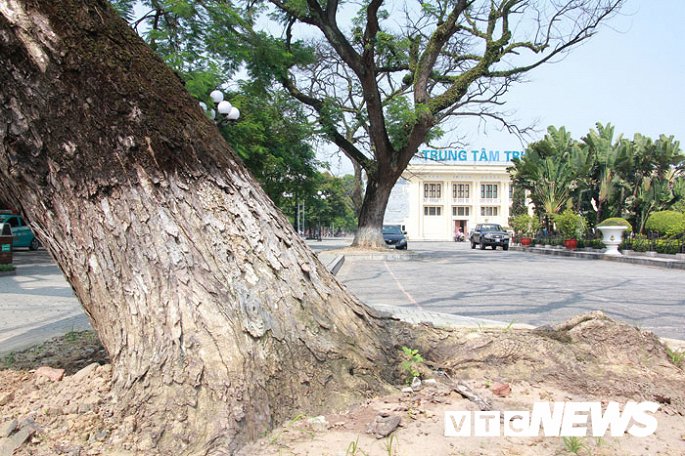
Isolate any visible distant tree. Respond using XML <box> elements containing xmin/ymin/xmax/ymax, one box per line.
<box><xmin>509</xmin><ymin>185</ymin><xmax>528</xmax><ymax>218</ymax></box>
<box><xmin>510</xmin><ymin>127</ymin><xmax>585</xmax><ymax>229</ymax></box>
<box><xmin>620</xmin><ymin>134</ymin><xmax>684</xmax><ymax>232</ymax></box>
<box><xmin>582</xmin><ymin>123</ymin><xmax>621</xmax><ymax>223</ymax></box>
<box><xmin>256</xmin><ymin>0</ymin><xmax>625</xmax><ymax>248</ymax></box>
<box><xmin>305</xmin><ymin>172</ymin><xmax>358</xmax><ymax>235</ymax></box>
<box><xmin>223</xmin><ymin>86</ymin><xmax>322</xmax><ymax>210</ymax></box>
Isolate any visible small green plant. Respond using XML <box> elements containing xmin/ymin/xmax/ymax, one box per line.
<box><xmin>666</xmin><ymin>347</ymin><xmax>684</xmax><ymax>367</ymax></box>
<box><xmin>64</xmin><ymin>329</ymin><xmax>79</xmax><ymax>342</ymax></box>
<box><xmin>0</xmin><ymin>264</ymin><xmax>16</xmax><ymax>272</ymax></box>
<box><xmin>553</xmin><ymin>209</ymin><xmax>587</xmax><ymax>239</ymax></box>
<box><xmin>346</xmin><ymin>436</ymin><xmax>368</xmax><ymax>456</ymax></box>
<box><xmin>384</xmin><ymin>433</ymin><xmax>398</xmax><ymax>456</ymax></box>
<box><xmin>1</xmin><ymin>352</ymin><xmax>15</xmax><ymax>368</ymax></box>
<box><xmin>562</xmin><ymin>436</ymin><xmax>585</xmax><ymax>454</ymax></box>
<box><xmin>400</xmin><ymin>346</ymin><xmax>424</xmax><ymax>383</ymax></box>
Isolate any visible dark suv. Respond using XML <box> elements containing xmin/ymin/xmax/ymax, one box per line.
<box><xmin>470</xmin><ymin>223</ymin><xmax>510</xmax><ymax>250</ymax></box>
<box><xmin>382</xmin><ymin>225</ymin><xmax>408</xmax><ymax>250</ymax></box>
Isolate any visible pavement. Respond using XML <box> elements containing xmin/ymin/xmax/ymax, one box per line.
<box><xmin>1</xmin><ymin>239</ymin><xmax>684</xmax><ymax>355</ymax></box>
<box><xmin>0</xmin><ymin>251</ymin><xmax>89</xmax><ymax>355</ymax></box>
<box><xmin>336</xmin><ymin>242</ymin><xmax>685</xmax><ymax>340</ymax></box>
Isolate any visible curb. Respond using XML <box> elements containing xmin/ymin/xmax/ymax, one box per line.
<box><xmin>335</xmin><ymin>251</ymin><xmax>421</xmax><ymax>262</ymax></box>
<box><xmin>326</xmin><ymin>255</ymin><xmax>345</xmax><ymax>276</ymax></box>
<box><xmin>0</xmin><ymin>269</ymin><xmax>16</xmax><ymax>277</ymax></box>
<box><xmin>510</xmin><ymin>245</ymin><xmax>685</xmax><ymax>270</ymax></box>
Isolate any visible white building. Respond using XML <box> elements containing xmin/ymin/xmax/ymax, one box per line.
<box><xmin>386</xmin><ymin>148</ymin><xmax>522</xmax><ymax>241</ymax></box>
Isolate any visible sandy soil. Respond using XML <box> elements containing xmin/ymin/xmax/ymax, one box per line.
<box><xmin>1</xmin><ymin>320</ymin><xmax>684</xmax><ymax>456</ymax></box>
<box><xmin>239</xmin><ymin>376</ymin><xmax>685</xmax><ymax>455</ymax></box>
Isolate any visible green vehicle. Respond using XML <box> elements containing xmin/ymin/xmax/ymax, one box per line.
<box><xmin>0</xmin><ymin>210</ymin><xmax>41</xmax><ymax>250</ymax></box>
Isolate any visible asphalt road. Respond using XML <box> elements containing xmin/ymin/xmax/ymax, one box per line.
<box><xmin>1</xmin><ymin>241</ymin><xmax>684</xmax><ymax>355</ymax></box>
<box><xmin>337</xmin><ymin>241</ymin><xmax>685</xmax><ymax>340</ymax></box>
<box><xmin>0</xmin><ymin>250</ymin><xmax>88</xmax><ymax>355</ymax></box>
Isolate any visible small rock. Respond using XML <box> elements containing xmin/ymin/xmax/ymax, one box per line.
<box><xmin>18</xmin><ymin>417</ymin><xmax>39</xmax><ymax>433</ymax></box>
<box><xmin>35</xmin><ymin>366</ymin><xmax>65</xmax><ymax>382</ymax></box>
<box><xmin>53</xmin><ymin>441</ymin><xmax>83</xmax><ymax>454</ymax></box>
<box><xmin>0</xmin><ymin>391</ymin><xmax>14</xmax><ymax>406</ymax></box>
<box><xmin>77</xmin><ymin>399</ymin><xmax>100</xmax><ymax>414</ymax></box>
<box><xmin>401</xmin><ymin>387</ymin><xmax>414</xmax><ymax>394</ymax></box>
<box><xmin>367</xmin><ymin>415</ymin><xmax>401</xmax><ymax>438</ymax></box>
<box><xmin>305</xmin><ymin>416</ymin><xmax>329</xmax><ymax>432</ymax></box>
<box><xmin>0</xmin><ymin>426</ymin><xmax>35</xmax><ymax>454</ymax></box>
<box><xmin>89</xmin><ymin>429</ymin><xmax>109</xmax><ymax>443</ymax></box>
<box><xmin>411</xmin><ymin>377</ymin><xmax>422</xmax><ymax>390</ymax></box>
<box><xmin>0</xmin><ymin>419</ymin><xmax>18</xmax><ymax>438</ymax></box>
<box><xmin>423</xmin><ymin>379</ymin><xmax>438</xmax><ymax>388</ymax></box>
<box><xmin>71</xmin><ymin>363</ymin><xmax>100</xmax><ymax>382</ymax></box>
<box><xmin>492</xmin><ymin>382</ymin><xmax>511</xmax><ymax>398</ymax></box>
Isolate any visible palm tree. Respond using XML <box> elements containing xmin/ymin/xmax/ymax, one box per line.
<box><xmin>510</xmin><ymin>127</ymin><xmax>583</xmax><ymax>230</ymax></box>
<box><xmin>583</xmin><ymin>123</ymin><xmax>622</xmax><ymax>222</ymax></box>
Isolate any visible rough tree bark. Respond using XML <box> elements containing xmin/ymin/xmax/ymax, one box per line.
<box><xmin>0</xmin><ymin>1</ymin><xmax>407</xmax><ymax>453</ymax></box>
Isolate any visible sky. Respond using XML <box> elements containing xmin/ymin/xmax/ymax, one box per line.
<box><xmin>323</xmin><ymin>0</ymin><xmax>685</xmax><ymax>175</ymax></box>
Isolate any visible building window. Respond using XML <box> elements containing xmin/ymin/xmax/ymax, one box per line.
<box><xmin>480</xmin><ymin>184</ymin><xmax>498</xmax><ymax>199</ymax></box>
<box><xmin>509</xmin><ymin>185</ymin><xmax>513</xmax><ymax>199</ymax></box>
<box><xmin>480</xmin><ymin>206</ymin><xmax>499</xmax><ymax>216</ymax></box>
<box><xmin>452</xmin><ymin>183</ymin><xmax>470</xmax><ymax>199</ymax></box>
<box><xmin>424</xmin><ymin>206</ymin><xmax>442</xmax><ymax>216</ymax></box>
<box><xmin>424</xmin><ymin>183</ymin><xmax>442</xmax><ymax>199</ymax></box>
<box><xmin>452</xmin><ymin>206</ymin><xmax>470</xmax><ymax>217</ymax></box>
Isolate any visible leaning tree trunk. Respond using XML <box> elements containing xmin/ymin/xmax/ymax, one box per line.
<box><xmin>0</xmin><ymin>1</ymin><xmax>400</xmax><ymax>453</ymax></box>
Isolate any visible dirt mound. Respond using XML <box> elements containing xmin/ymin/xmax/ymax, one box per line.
<box><xmin>1</xmin><ymin>314</ymin><xmax>684</xmax><ymax>455</ymax></box>
<box><xmin>430</xmin><ymin>312</ymin><xmax>685</xmax><ymax>417</ymax></box>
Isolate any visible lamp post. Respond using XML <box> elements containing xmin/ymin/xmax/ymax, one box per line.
<box><xmin>316</xmin><ymin>190</ymin><xmax>327</xmax><ymax>241</ymax></box>
<box><xmin>200</xmin><ymin>90</ymin><xmax>240</xmax><ymax>126</ymax></box>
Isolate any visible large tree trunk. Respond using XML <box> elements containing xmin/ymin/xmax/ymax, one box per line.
<box><xmin>0</xmin><ymin>1</ymin><xmax>399</xmax><ymax>453</ymax></box>
<box><xmin>351</xmin><ymin>167</ymin><xmax>399</xmax><ymax>248</ymax></box>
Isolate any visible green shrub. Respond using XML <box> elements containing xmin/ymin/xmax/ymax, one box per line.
<box><xmin>645</xmin><ymin>211</ymin><xmax>685</xmax><ymax>237</ymax></box>
<box><xmin>629</xmin><ymin>235</ymin><xmax>651</xmax><ymax>252</ymax></box>
<box><xmin>509</xmin><ymin>213</ymin><xmax>541</xmax><ymax>237</ymax></box>
<box><xmin>597</xmin><ymin>217</ymin><xmax>633</xmax><ymax>234</ymax></box>
<box><xmin>553</xmin><ymin>209</ymin><xmax>587</xmax><ymax>239</ymax></box>
<box><xmin>590</xmin><ymin>239</ymin><xmax>605</xmax><ymax>249</ymax></box>
<box><xmin>655</xmin><ymin>239</ymin><xmax>681</xmax><ymax>255</ymax></box>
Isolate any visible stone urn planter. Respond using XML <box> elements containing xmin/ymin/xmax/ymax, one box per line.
<box><xmin>597</xmin><ymin>226</ymin><xmax>627</xmax><ymax>255</ymax></box>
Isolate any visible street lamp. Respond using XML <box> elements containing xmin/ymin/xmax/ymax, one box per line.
<box><xmin>201</xmin><ymin>90</ymin><xmax>240</xmax><ymax>126</ymax></box>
